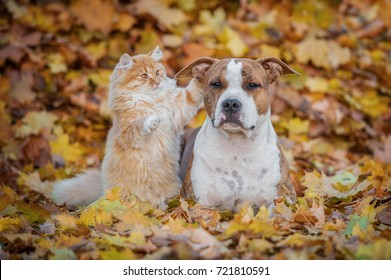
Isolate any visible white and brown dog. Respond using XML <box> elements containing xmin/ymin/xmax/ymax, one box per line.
<box><xmin>176</xmin><ymin>57</ymin><xmax>300</xmax><ymax>211</ymax></box>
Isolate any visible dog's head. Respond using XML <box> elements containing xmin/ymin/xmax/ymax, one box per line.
<box><xmin>176</xmin><ymin>57</ymin><xmax>299</xmax><ymax>137</ymax></box>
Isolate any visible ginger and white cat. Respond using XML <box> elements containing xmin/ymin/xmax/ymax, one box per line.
<box><xmin>53</xmin><ymin>47</ymin><xmax>203</xmax><ymax>208</ymax></box>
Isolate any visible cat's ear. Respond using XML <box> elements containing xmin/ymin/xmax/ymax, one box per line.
<box><xmin>117</xmin><ymin>53</ymin><xmax>134</xmax><ymax>70</ymax></box>
<box><xmin>175</xmin><ymin>57</ymin><xmax>217</xmax><ymax>83</ymax></box>
<box><xmin>149</xmin><ymin>46</ymin><xmax>163</xmax><ymax>61</ymax></box>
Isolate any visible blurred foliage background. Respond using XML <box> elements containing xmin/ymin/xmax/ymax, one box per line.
<box><xmin>0</xmin><ymin>0</ymin><xmax>390</xmax><ymax>260</ymax></box>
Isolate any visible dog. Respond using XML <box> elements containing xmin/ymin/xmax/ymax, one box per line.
<box><xmin>176</xmin><ymin>57</ymin><xmax>300</xmax><ymax>211</ymax></box>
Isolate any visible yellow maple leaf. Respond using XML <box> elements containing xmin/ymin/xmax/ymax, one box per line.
<box><xmin>113</xmin><ymin>13</ymin><xmax>135</xmax><ymax>32</ymax></box>
<box><xmin>218</xmin><ymin>26</ymin><xmax>248</xmax><ymax>57</ymax></box>
<box><xmin>50</xmin><ymin>134</ymin><xmax>84</xmax><ymax>163</ymax></box>
<box><xmin>85</xmin><ymin>41</ymin><xmax>107</xmax><ymax>61</ymax></box>
<box><xmin>79</xmin><ymin>204</ymin><xmax>112</xmax><ymax>226</ymax></box>
<box><xmin>100</xmin><ymin>248</ymin><xmax>135</xmax><ymax>260</ymax></box>
<box><xmin>16</xmin><ymin>111</ymin><xmax>58</xmax><ymax>138</ymax></box>
<box><xmin>282</xmin><ymin>117</ymin><xmax>309</xmax><ymax>135</ymax></box>
<box><xmin>278</xmin><ymin>233</ymin><xmax>305</xmax><ymax>247</ymax></box>
<box><xmin>194</xmin><ymin>8</ymin><xmax>226</xmax><ymax>36</ymax></box>
<box><xmin>305</xmin><ymin>77</ymin><xmax>329</xmax><ymax>93</ymax></box>
<box><xmin>46</xmin><ymin>53</ymin><xmax>67</xmax><ymax>74</ymax></box>
<box><xmin>248</xmin><ymin>238</ymin><xmax>274</xmax><ymax>253</ymax></box>
<box><xmin>54</xmin><ymin>213</ymin><xmax>77</xmax><ymax>230</ymax></box>
<box><xmin>295</xmin><ymin>36</ymin><xmax>351</xmax><ymax>69</ymax></box>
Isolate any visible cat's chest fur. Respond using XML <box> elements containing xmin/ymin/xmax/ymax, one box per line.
<box><xmin>191</xmin><ymin>121</ymin><xmax>281</xmax><ymax>210</ymax></box>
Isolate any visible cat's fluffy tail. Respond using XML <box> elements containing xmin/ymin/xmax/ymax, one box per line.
<box><xmin>52</xmin><ymin>169</ymin><xmax>104</xmax><ymax>207</ymax></box>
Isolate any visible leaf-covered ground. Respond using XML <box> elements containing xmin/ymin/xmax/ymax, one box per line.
<box><xmin>0</xmin><ymin>0</ymin><xmax>391</xmax><ymax>260</ymax></box>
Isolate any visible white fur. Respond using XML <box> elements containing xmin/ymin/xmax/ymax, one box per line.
<box><xmin>53</xmin><ymin>169</ymin><xmax>103</xmax><ymax>207</ymax></box>
<box><xmin>214</xmin><ymin>60</ymin><xmax>259</xmax><ymax>136</ymax></box>
<box><xmin>143</xmin><ymin>115</ymin><xmax>161</xmax><ymax>133</ymax></box>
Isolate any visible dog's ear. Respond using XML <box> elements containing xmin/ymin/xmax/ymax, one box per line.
<box><xmin>257</xmin><ymin>57</ymin><xmax>300</xmax><ymax>84</ymax></box>
<box><xmin>176</xmin><ymin>57</ymin><xmax>217</xmax><ymax>83</ymax></box>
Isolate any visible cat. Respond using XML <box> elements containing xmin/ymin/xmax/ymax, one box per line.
<box><xmin>52</xmin><ymin>46</ymin><xmax>203</xmax><ymax>209</ymax></box>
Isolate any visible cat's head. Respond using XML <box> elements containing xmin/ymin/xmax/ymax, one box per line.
<box><xmin>111</xmin><ymin>46</ymin><xmax>166</xmax><ymax>89</ymax></box>
<box><xmin>109</xmin><ymin>46</ymin><xmax>167</xmax><ymax>108</ymax></box>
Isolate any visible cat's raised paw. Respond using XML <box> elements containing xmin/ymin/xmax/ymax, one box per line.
<box><xmin>144</xmin><ymin>115</ymin><xmax>161</xmax><ymax>133</ymax></box>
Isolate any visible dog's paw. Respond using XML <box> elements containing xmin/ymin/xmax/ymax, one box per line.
<box><xmin>144</xmin><ymin>115</ymin><xmax>161</xmax><ymax>133</ymax></box>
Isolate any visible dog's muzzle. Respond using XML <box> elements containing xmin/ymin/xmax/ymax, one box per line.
<box><xmin>218</xmin><ymin>98</ymin><xmax>245</xmax><ymax>132</ymax></box>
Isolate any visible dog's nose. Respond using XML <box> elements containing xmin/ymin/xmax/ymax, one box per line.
<box><xmin>222</xmin><ymin>98</ymin><xmax>241</xmax><ymax>113</ymax></box>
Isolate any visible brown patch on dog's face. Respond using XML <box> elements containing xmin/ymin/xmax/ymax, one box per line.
<box><xmin>240</xmin><ymin>60</ymin><xmax>270</xmax><ymax>116</ymax></box>
<box><xmin>201</xmin><ymin>60</ymin><xmax>231</xmax><ymax>119</ymax></box>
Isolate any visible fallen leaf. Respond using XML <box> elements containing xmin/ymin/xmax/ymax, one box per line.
<box><xmin>21</xmin><ymin>135</ymin><xmax>51</xmax><ymax>167</ymax></box>
<box><xmin>134</xmin><ymin>0</ymin><xmax>187</xmax><ymax>29</ymax></box>
<box><xmin>8</xmin><ymin>71</ymin><xmax>35</xmax><ymax>102</ymax></box>
<box><xmin>49</xmin><ymin>134</ymin><xmax>84</xmax><ymax>163</ymax></box>
<box><xmin>218</xmin><ymin>26</ymin><xmax>248</xmax><ymax>57</ymax></box>
<box><xmin>70</xmin><ymin>0</ymin><xmax>114</xmax><ymax>35</ymax></box>
<box><xmin>16</xmin><ymin>111</ymin><xmax>58</xmax><ymax>138</ymax></box>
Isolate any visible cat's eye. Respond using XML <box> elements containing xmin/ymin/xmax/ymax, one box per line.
<box><xmin>248</xmin><ymin>83</ymin><xmax>260</xmax><ymax>89</ymax></box>
<box><xmin>210</xmin><ymin>81</ymin><xmax>221</xmax><ymax>88</ymax></box>
<box><xmin>156</xmin><ymin>70</ymin><xmax>160</xmax><ymax>76</ymax></box>
<box><xmin>141</xmin><ymin>73</ymin><xmax>149</xmax><ymax>79</ymax></box>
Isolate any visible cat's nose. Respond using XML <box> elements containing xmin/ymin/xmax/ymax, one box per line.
<box><xmin>153</xmin><ymin>80</ymin><xmax>160</xmax><ymax>87</ymax></box>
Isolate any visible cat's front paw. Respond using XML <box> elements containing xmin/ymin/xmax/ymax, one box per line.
<box><xmin>144</xmin><ymin>115</ymin><xmax>161</xmax><ymax>133</ymax></box>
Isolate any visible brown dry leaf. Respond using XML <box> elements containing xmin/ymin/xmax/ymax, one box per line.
<box><xmin>182</xmin><ymin>43</ymin><xmax>214</xmax><ymax>66</ymax></box>
<box><xmin>70</xmin><ymin>0</ymin><xmax>114</xmax><ymax>35</ymax></box>
<box><xmin>134</xmin><ymin>0</ymin><xmax>187</xmax><ymax>29</ymax></box>
<box><xmin>21</xmin><ymin>135</ymin><xmax>51</xmax><ymax>167</ymax></box>
<box><xmin>0</xmin><ymin>45</ymin><xmax>24</xmax><ymax>65</ymax></box>
<box><xmin>8</xmin><ymin>71</ymin><xmax>35</xmax><ymax>102</ymax></box>
<box><xmin>311</xmin><ymin>99</ymin><xmax>344</xmax><ymax>125</ymax></box>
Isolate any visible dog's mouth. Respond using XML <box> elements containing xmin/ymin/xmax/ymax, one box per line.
<box><xmin>215</xmin><ymin>118</ymin><xmax>255</xmax><ymax>134</ymax></box>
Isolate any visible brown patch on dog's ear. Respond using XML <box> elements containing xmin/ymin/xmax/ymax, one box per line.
<box><xmin>175</xmin><ymin>57</ymin><xmax>217</xmax><ymax>83</ymax></box>
<box><xmin>257</xmin><ymin>57</ymin><xmax>300</xmax><ymax>84</ymax></box>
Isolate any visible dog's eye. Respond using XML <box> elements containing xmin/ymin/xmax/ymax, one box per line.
<box><xmin>248</xmin><ymin>83</ymin><xmax>260</xmax><ymax>89</ymax></box>
<box><xmin>210</xmin><ymin>81</ymin><xmax>221</xmax><ymax>88</ymax></box>
<box><xmin>141</xmin><ymin>73</ymin><xmax>149</xmax><ymax>79</ymax></box>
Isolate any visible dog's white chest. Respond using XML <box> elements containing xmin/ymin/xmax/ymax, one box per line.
<box><xmin>191</xmin><ymin>121</ymin><xmax>281</xmax><ymax>210</ymax></box>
